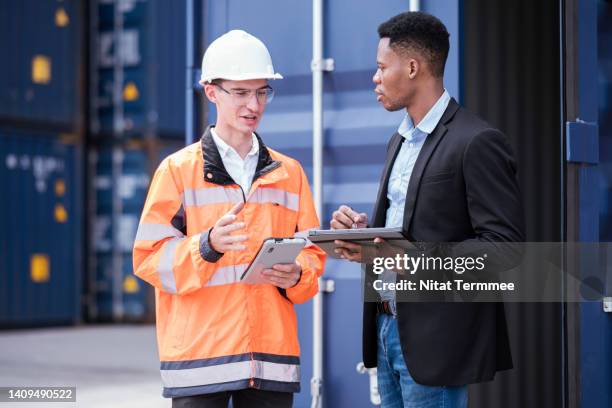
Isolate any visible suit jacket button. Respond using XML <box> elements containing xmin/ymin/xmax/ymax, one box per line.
<box><xmin>207</xmin><ymin>173</ymin><xmax>213</xmax><ymax>179</ymax></box>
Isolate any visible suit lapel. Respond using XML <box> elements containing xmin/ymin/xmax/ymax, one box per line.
<box><xmin>371</xmin><ymin>132</ymin><xmax>403</xmax><ymax>227</ymax></box>
<box><xmin>402</xmin><ymin>98</ymin><xmax>460</xmax><ymax>235</ymax></box>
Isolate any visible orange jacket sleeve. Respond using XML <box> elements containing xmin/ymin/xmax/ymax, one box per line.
<box><xmin>132</xmin><ymin>159</ymin><xmax>221</xmax><ymax>295</ymax></box>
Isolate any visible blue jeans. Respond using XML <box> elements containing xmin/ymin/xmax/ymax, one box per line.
<box><xmin>377</xmin><ymin>314</ymin><xmax>467</xmax><ymax>408</ymax></box>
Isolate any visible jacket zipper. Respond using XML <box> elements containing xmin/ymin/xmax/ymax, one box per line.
<box><xmin>239</xmin><ymin>179</ymin><xmax>261</xmax><ymax>389</ymax></box>
<box><xmin>243</xmin><ymin>186</ymin><xmax>253</xmax><ymax>389</ymax></box>
<box><xmin>249</xmin><ymin>350</ymin><xmax>256</xmax><ymax>388</ymax></box>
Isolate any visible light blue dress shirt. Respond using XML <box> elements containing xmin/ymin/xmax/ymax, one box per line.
<box><xmin>379</xmin><ymin>90</ymin><xmax>451</xmax><ymax>306</ymax></box>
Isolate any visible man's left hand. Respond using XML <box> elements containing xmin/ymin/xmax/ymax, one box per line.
<box><xmin>262</xmin><ymin>262</ymin><xmax>301</xmax><ymax>289</ymax></box>
<box><xmin>334</xmin><ymin>240</ymin><xmax>363</xmax><ymax>262</ymax></box>
<box><xmin>334</xmin><ymin>237</ymin><xmax>401</xmax><ymax>264</ymax></box>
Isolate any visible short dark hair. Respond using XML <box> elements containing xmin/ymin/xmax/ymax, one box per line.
<box><xmin>378</xmin><ymin>11</ymin><xmax>449</xmax><ymax>78</ymax></box>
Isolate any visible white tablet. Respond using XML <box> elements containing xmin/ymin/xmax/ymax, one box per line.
<box><xmin>240</xmin><ymin>238</ymin><xmax>307</xmax><ymax>285</ymax></box>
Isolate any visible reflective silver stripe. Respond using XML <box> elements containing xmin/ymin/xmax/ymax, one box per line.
<box><xmin>205</xmin><ymin>264</ymin><xmax>249</xmax><ymax>287</ymax></box>
<box><xmin>162</xmin><ymin>361</ymin><xmax>250</xmax><ymax>388</ymax></box>
<box><xmin>248</xmin><ymin>188</ymin><xmax>299</xmax><ymax>212</ymax></box>
<box><xmin>181</xmin><ymin>187</ymin><xmax>243</xmax><ymax>207</ymax></box>
<box><xmin>135</xmin><ymin>223</ymin><xmax>184</xmax><ymax>241</ymax></box>
<box><xmin>180</xmin><ymin>187</ymin><xmax>298</xmax><ymax>210</ymax></box>
<box><xmin>158</xmin><ymin>238</ymin><xmax>181</xmax><ymax>293</ymax></box>
<box><xmin>160</xmin><ymin>361</ymin><xmax>299</xmax><ymax>388</ymax></box>
<box><xmin>256</xmin><ymin>360</ymin><xmax>300</xmax><ymax>383</ymax></box>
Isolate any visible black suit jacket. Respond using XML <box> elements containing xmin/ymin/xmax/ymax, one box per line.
<box><xmin>362</xmin><ymin>98</ymin><xmax>525</xmax><ymax>386</ymax></box>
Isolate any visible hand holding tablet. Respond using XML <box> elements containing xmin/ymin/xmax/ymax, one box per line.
<box><xmin>240</xmin><ymin>238</ymin><xmax>306</xmax><ymax>285</ymax></box>
<box><xmin>308</xmin><ymin>227</ymin><xmax>415</xmax><ymax>262</ymax></box>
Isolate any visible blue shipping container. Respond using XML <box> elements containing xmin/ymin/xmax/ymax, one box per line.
<box><xmin>89</xmin><ymin>140</ymin><xmax>181</xmax><ymax>321</ymax></box>
<box><xmin>202</xmin><ymin>1</ymin><xmax>461</xmax><ymax>406</ymax></box>
<box><xmin>0</xmin><ymin>0</ymin><xmax>83</xmax><ymax>127</ymax></box>
<box><xmin>0</xmin><ymin>129</ymin><xmax>82</xmax><ymax>326</ymax></box>
<box><xmin>92</xmin><ymin>0</ymin><xmax>186</xmax><ymax>138</ymax></box>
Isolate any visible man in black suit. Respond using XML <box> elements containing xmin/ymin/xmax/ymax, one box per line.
<box><xmin>331</xmin><ymin>11</ymin><xmax>524</xmax><ymax>408</ymax></box>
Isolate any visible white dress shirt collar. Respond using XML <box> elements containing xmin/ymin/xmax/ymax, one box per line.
<box><xmin>210</xmin><ymin>128</ymin><xmax>259</xmax><ymax>160</ymax></box>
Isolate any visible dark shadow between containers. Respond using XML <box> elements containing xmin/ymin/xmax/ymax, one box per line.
<box><xmin>462</xmin><ymin>1</ymin><xmax>563</xmax><ymax>407</ymax></box>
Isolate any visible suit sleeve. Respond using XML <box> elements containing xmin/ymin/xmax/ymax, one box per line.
<box><xmin>284</xmin><ymin>165</ymin><xmax>327</xmax><ymax>304</ymax></box>
<box><xmin>132</xmin><ymin>159</ymin><xmax>223</xmax><ymax>295</ymax></box>
<box><xmin>465</xmin><ymin>129</ymin><xmax>524</xmax><ymax>240</ymax></box>
<box><xmin>444</xmin><ymin>128</ymin><xmax>525</xmax><ymax>269</ymax></box>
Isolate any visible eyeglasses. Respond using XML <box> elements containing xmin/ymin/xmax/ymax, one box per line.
<box><xmin>213</xmin><ymin>83</ymin><xmax>275</xmax><ymax>105</ymax></box>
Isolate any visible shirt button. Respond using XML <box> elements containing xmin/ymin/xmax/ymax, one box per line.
<box><xmin>409</xmin><ymin>143</ymin><xmax>414</xmax><ymax>148</ymax></box>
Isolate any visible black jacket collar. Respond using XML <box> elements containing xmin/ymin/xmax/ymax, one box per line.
<box><xmin>200</xmin><ymin>125</ymin><xmax>281</xmax><ymax>186</ymax></box>
<box><xmin>371</xmin><ymin>98</ymin><xmax>461</xmax><ymax>229</ymax></box>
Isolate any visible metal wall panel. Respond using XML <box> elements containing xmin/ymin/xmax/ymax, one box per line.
<box><xmin>91</xmin><ymin>0</ymin><xmax>185</xmax><ymax>138</ymax></box>
<box><xmin>0</xmin><ymin>0</ymin><xmax>82</xmax><ymax>128</ymax></box>
<box><xmin>580</xmin><ymin>2</ymin><xmax>612</xmax><ymax>407</ymax></box>
<box><xmin>0</xmin><ymin>129</ymin><xmax>82</xmax><ymax>326</ymax></box>
<box><xmin>598</xmin><ymin>0</ymin><xmax>612</xmax><ymax>238</ymax></box>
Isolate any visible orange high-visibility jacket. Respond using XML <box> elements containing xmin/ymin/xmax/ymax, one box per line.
<box><xmin>133</xmin><ymin>126</ymin><xmax>326</xmax><ymax>398</ymax></box>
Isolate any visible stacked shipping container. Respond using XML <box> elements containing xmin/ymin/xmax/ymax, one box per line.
<box><xmin>0</xmin><ymin>130</ymin><xmax>82</xmax><ymax>326</ymax></box>
<box><xmin>0</xmin><ymin>0</ymin><xmax>186</xmax><ymax>325</ymax></box>
<box><xmin>87</xmin><ymin>0</ymin><xmax>185</xmax><ymax>321</ymax></box>
<box><xmin>0</xmin><ymin>0</ymin><xmax>84</xmax><ymax>326</ymax></box>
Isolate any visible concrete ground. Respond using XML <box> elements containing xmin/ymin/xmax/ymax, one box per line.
<box><xmin>0</xmin><ymin>325</ymin><xmax>168</xmax><ymax>408</ymax></box>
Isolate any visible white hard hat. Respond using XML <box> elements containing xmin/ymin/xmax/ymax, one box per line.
<box><xmin>200</xmin><ymin>30</ymin><xmax>283</xmax><ymax>83</ymax></box>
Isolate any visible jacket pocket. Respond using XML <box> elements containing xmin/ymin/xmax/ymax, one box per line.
<box><xmin>421</xmin><ymin>171</ymin><xmax>456</xmax><ymax>185</ymax></box>
<box><xmin>170</xmin><ymin>297</ymin><xmax>193</xmax><ymax>349</ymax></box>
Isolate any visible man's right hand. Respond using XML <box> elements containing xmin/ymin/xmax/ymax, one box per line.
<box><xmin>209</xmin><ymin>202</ymin><xmax>248</xmax><ymax>253</ymax></box>
<box><xmin>330</xmin><ymin>205</ymin><xmax>368</xmax><ymax>263</ymax></box>
<box><xmin>330</xmin><ymin>205</ymin><xmax>368</xmax><ymax>230</ymax></box>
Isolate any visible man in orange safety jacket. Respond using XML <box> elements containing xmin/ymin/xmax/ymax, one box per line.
<box><xmin>133</xmin><ymin>30</ymin><xmax>326</xmax><ymax>408</ymax></box>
